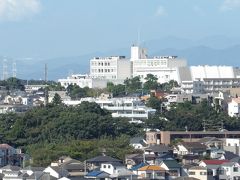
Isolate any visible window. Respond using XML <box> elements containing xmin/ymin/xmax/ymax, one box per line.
<box><xmin>146</xmin><ymin>173</ymin><xmax>151</xmax><ymax>178</ymax></box>
<box><xmin>234</xmin><ymin>167</ymin><xmax>238</xmax><ymax>172</ymax></box>
<box><xmin>188</xmin><ymin>172</ymin><xmax>195</xmax><ymax>175</ymax></box>
<box><xmin>103</xmin><ymin>165</ymin><xmax>106</xmax><ymax>168</ymax></box>
<box><xmin>200</xmin><ymin>172</ymin><xmax>206</xmax><ymax>175</ymax></box>
<box><xmin>108</xmin><ymin>165</ymin><xmax>111</xmax><ymax>169</ymax></box>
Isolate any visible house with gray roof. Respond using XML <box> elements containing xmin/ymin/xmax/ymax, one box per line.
<box><xmin>130</xmin><ymin>137</ymin><xmax>147</xmax><ymax>150</ymax></box>
<box><xmin>159</xmin><ymin>160</ymin><xmax>182</xmax><ymax>179</ymax></box>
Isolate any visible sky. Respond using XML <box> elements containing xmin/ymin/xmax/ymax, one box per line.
<box><xmin>0</xmin><ymin>0</ymin><xmax>240</xmax><ymax>59</ymax></box>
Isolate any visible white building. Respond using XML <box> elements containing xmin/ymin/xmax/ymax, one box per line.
<box><xmin>131</xmin><ymin>46</ymin><xmax>187</xmax><ymax>84</ymax></box>
<box><xmin>58</xmin><ymin>74</ymin><xmax>108</xmax><ymax>89</ymax></box>
<box><xmin>90</xmin><ymin>56</ymin><xmax>131</xmax><ymax>81</ymax></box>
<box><xmin>65</xmin><ymin>97</ymin><xmax>156</xmax><ymax>121</ymax></box>
<box><xmin>181</xmin><ymin>66</ymin><xmax>240</xmax><ymax>94</ymax></box>
<box><xmin>228</xmin><ymin>98</ymin><xmax>240</xmax><ymax>117</ymax></box>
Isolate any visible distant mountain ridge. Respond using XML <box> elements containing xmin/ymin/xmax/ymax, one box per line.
<box><xmin>1</xmin><ymin>36</ymin><xmax>240</xmax><ymax>80</ymax></box>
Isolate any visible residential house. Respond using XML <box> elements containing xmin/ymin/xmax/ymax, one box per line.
<box><xmin>0</xmin><ymin>165</ymin><xmax>21</xmax><ymax>173</ymax></box>
<box><xmin>21</xmin><ymin>166</ymin><xmax>45</xmax><ymax>176</ymax></box>
<box><xmin>181</xmin><ymin>154</ymin><xmax>200</xmax><ymax>165</ymax></box>
<box><xmin>0</xmin><ymin>145</ymin><xmax>23</xmax><ymax>167</ymax></box>
<box><xmin>228</xmin><ymin>98</ymin><xmax>240</xmax><ymax>117</ymax></box>
<box><xmin>129</xmin><ymin>137</ymin><xmax>147</xmax><ymax>150</ymax></box>
<box><xmin>86</xmin><ymin>156</ymin><xmax>122</xmax><ymax>171</ymax></box>
<box><xmin>100</xmin><ymin>162</ymin><xmax>135</xmax><ymax>179</ymax></box>
<box><xmin>2</xmin><ymin>171</ymin><xmax>29</xmax><ymax>180</ymax></box>
<box><xmin>130</xmin><ymin>162</ymin><xmax>148</xmax><ymax>176</ymax></box>
<box><xmin>43</xmin><ymin>166</ymin><xmax>69</xmax><ymax>179</ymax></box>
<box><xmin>198</xmin><ymin>137</ymin><xmax>223</xmax><ymax>149</ymax></box>
<box><xmin>218</xmin><ymin>161</ymin><xmax>240</xmax><ymax>180</ymax></box>
<box><xmin>199</xmin><ymin>160</ymin><xmax>230</xmax><ymax>177</ymax></box>
<box><xmin>159</xmin><ymin>160</ymin><xmax>182</xmax><ymax>179</ymax></box>
<box><xmin>137</xmin><ymin>165</ymin><xmax>166</xmax><ymax>179</ymax></box>
<box><xmin>52</xmin><ymin>156</ymin><xmax>87</xmax><ymax>177</ymax></box>
<box><xmin>188</xmin><ymin>166</ymin><xmax>213</xmax><ymax>180</ymax></box>
<box><xmin>221</xmin><ymin>151</ymin><xmax>240</xmax><ymax>161</ymax></box>
<box><xmin>224</xmin><ymin>138</ymin><xmax>240</xmax><ymax>156</ymax></box>
<box><xmin>174</xmin><ymin>142</ymin><xmax>207</xmax><ymax>156</ymax></box>
<box><xmin>84</xmin><ymin>170</ymin><xmax>110</xmax><ymax>179</ymax></box>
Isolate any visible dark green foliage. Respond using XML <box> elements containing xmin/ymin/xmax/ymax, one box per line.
<box><xmin>47</xmin><ymin>82</ymin><xmax>65</xmax><ymax>91</ymax></box>
<box><xmin>146</xmin><ymin>96</ymin><xmax>162</xmax><ymax>111</ymax></box>
<box><xmin>124</xmin><ymin>76</ymin><xmax>142</xmax><ymax>94</ymax></box>
<box><xmin>143</xmin><ymin>74</ymin><xmax>159</xmax><ymax>91</ymax></box>
<box><xmin>51</xmin><ymin>93</ymin><xmax>62</xmax><ymax>105</ymax></box>
<box><xmin>0</xmin><ymin>77</ymin><xmax>25</xmax><ymax>91</ymax></box>
<box><xmin>107</xmin><ymin>82</ymin><xmax>126</xmax><ymax>97</ymax></box>
<box><xmin>0</xmin><ymin>102</ymin><xmax>141</xmax><ymax>165</ymax></box>
<box><xmin>27</xmin><ymin>135</ymin><xmax>137</xmax><ymax>166</ymax></box>
<box><xmin>146</xmin><ymin>100</ymin><xmax>240</xmax><ymax>131</ymax></box>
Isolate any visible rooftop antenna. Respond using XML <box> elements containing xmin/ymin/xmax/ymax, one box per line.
<box><xmin>2</xmin><ymin>59</ymin><xmax>8</xmax><ymax>80</ymax></box>
<box><xmin>12</xmin><ymin>61</ymin><xmax>17</xmax><ymax>78</ymax></box>
<box><xmin>137</xmin><ymin>27</ymin><xmax>141</xmax><ymax>46</ymax></box>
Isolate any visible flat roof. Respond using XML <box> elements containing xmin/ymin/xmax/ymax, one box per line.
<box><xmin>159</xmin><ymin>131</ymin><xmax>240</xmax><ymax>135</ymax></box>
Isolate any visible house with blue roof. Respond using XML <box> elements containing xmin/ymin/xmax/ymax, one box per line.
<box><xmin>84</xmin><ymin>170</ymin><xmax>110</xmax><ymax>179</ymax></box>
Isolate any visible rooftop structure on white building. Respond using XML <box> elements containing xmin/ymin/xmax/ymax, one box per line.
<box><xmin>181</xmin><ymin>65</ymin><xmax>240</xmax><ymax>94</ymax></box>
<box><xmin>131</xmin><ymin>45</ymin><xmax>188</xmax><ymax>84</ymax></box>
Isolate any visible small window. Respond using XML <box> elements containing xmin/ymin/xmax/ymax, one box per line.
<box><xmin>103</xmin><ymin>165</ymin><xmax>106</xmax><ymax>168</ymax></box>
<box><xmin>188</xmin><ymin>172</ymin><xmax>195</xmax><ymax>175</ymax></box>
<box><xmin>234</xmin><ymin>167</ymin><xmax>238</xmax><ymax>172</ymax></box>
<box><xmin>108</xmin><ymin>165</ymin><xmax>111</xmax><ymax>168</ymax></box>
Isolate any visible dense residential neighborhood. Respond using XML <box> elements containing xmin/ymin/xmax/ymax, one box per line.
<box><xmin>1</xmin><ymin>45</ymin><xmax>240</xmax><ymax>179</ymax></box>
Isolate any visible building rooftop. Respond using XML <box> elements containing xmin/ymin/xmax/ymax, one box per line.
<box><xmin>138</xmin><ymin>165</ymin><xmax>165</xmax><ymax>171</ymax></box>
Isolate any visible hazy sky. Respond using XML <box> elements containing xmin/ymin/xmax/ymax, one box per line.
<box><xmin>0</xmin><ymin>0</ymin><xmax>240</xmax><ymax>59</ymax></box>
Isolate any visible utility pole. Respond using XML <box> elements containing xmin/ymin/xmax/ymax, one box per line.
<box><xmin>44</xmin><ymin>64</ymin><xmax>48</xmax><ymax>106</ymax></box>
<box><xmin>12</xmin><ymin>61</ymin><xmax>17</xmax><ymax>78</ymax></box>
<box><xmin>2</xmin><ymin>59</ymin><xmax>8</xmax><ymax>80</ymax></box>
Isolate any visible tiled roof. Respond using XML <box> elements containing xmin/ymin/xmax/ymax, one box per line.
<box><xmin>232</xmin><ymin>98</ymin><xmax>240</xmax><ymax>104</ymax></box>
<box><xmin>198</xmin><ymin>137</ymin><xmax>222</xmax><ymax>144</ymax></box>
<box><xmin>131</xmin><ymin>162</ymin><xmax>148</xmax><ymax>171</ymax></box>
<box><xmin>85</xmin><ymin>170</ymin><xmax>110</xmax><ymax>178</ymax></box>
<box><xmin>224</xmin><ymin>151</ymin><xmax>240</xmax><ymax>160</ymax></box>
<box><xmin>161</xmin><ymin>160</ymin><xmax>181</xmax><ymax>168</ymax></box>
<box><xmin>139</xmin><ymin>165</ymin><xmax>165</xmax><ymax>171</ymax></box>
<box><xmin>180</xmin><ymin>142</ymin><xmax>207</xmax><ymax>150</ymax></box>
<box><xmin>202</xmin><ymin>160</ymin><xmax>230</xmax><ymax>165</ymax></box>
<box><xmin>0</xmin><ymin>144</ymin><xmax>13</xmax><ymax>149</ymax></box>
<box><xmin>145</xmin><ymin>144</ymin><xmax>172</xmax><ymax>153</ymax></box>
<box><xmin>1</xmin><ymin>165</ymin><xmax>21</xmax><ymax>171</ymax></box>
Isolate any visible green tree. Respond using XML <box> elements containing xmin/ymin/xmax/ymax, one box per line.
<box><xmin>124</xmin><ymin>76</ymin><xmax>142</xmax><ymax>94</ymax></box>
<box><xmin>107</xmin><ymin>82</ymin><xmax>126</xmax><ymax>97</ymax></box>
<box><xmin>143</xmin><ymin>74</ymin><xmax>159</xmax><ymax>91</ymax></box>
<box><xmin>146</xmin><ymin>96</ymin><xmax>162</xmax><ymax>111</ymax></box>
<box><xmin>51</xmin><ymin>93</ymin><xmax>62</xmax><ymax>105</ymax></box>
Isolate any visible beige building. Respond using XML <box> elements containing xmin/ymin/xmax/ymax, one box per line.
<box><xmin>90</xmin><ymin>56</ymin><xmax>131</xmax><ymax>81</ymax></box>
<box><xmin>146</xmin><ymin>131</ymin><xmax>240</xmax><ymax>145</ymax></box>
<box><xmin>188</xmin><ymin>166</ymin><xmax>213</xmax><ymax>180</ymax></box>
